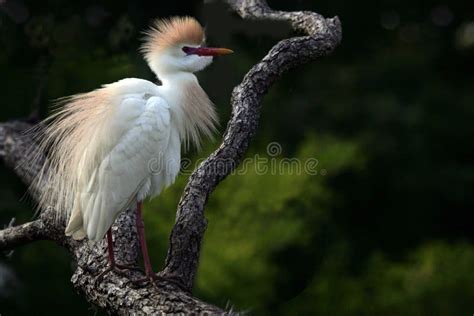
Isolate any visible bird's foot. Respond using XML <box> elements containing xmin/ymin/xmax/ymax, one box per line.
<box><xmin>129</xmin><ymin>273</ymin><xmax>187</xmax><ymax>292</ymax></box>
<box><xmin>129</xmin><ymin>273</ymin><xmax>162</xmax><ymax>289</ymax></box>
<box><xmin>114</xmin><ymin>263</ymin><xmax>145</xmax><ymax>274</ymax></box>
<box><xmin>94</xmin><ymin>263</ymin><xmax>144</xmax><ymax>287</ymax></box>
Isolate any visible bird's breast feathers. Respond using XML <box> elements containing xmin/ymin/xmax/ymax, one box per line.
<box><xmin>66</xmin><ymin>82</ymin><xmax>181</xmax><ymax>241</ymax></box>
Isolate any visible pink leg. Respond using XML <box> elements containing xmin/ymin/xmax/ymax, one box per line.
<box><xmin>94</xmin><ymin>228</ymin><xmax>143</xmax><ymax>286</ymax></box>
<box><xmin>106</xmin><ymin>229</ymin><xmax>116</xmax><ymax>266</ymax></box>
<box><xmin>136</xmin><ymin>201</ymin><xmax>155</xmax><ymax>277</ymax></box>
<box><xmin>106</xmin><ymin>229</ymin><xmax>141</xmax><ymax>270</ymax></box>
<box><xmin>131</xmin><ymin>203</ymin><xmax>186</xmax><ymax>290</ymax></box>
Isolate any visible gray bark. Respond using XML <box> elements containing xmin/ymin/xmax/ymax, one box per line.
<box><xmin>0</xmin><ymin>0</ymin><xmax>341</xmax><ymax>314</ymax></box>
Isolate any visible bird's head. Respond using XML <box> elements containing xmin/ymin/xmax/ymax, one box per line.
<box><xmin>141</xmin><ymin>16</ymin><xmax>233</xmax><ymax>77</ymax></box>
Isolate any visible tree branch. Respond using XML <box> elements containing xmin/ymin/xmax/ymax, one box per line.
<box><xmin>161</xmin><ymin>0</ymin><xmax>342</xmax><ymax>291</ymax></box>
<box><xmin>0</xmin><ymin>218</ymin><xmax>47</xmax><ymax>250</ymax></box>
<box><xmin>0</xmin><ymin>0</ymin><xmax>341</xmax><ymax>314</ymax></box>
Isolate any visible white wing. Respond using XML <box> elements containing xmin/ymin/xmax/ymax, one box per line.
<box><xmin>66</xmin><ymin>95</ymin><xmax>171</xmax><ymax>241</ymax></box>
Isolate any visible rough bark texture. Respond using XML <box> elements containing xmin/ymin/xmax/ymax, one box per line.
<box><xmin>0</xmin><ymin>0</ymin><xmax>341</xmax><ymax>314</ymax></box>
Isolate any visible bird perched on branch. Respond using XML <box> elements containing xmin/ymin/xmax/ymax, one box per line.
<box><xmin>32</xmin><ymin>16</ymin><xmax>232</xmax><ymax>284</ymax></box>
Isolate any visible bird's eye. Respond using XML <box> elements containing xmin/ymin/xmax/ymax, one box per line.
<box><xmin>182</xmin><ymin>46</ymin><xmax>193</xmax><ymax>55</ymax></box>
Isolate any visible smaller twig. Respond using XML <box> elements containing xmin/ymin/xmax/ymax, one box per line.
<box><xmin>0</xmin><ymin>218</ymin><xmax>48</xmax><ymax>250</ymax></box>
<box><xmin>2</xmin><ymin>217</ymin><xmax>16</xmax><ymax>258</ymax></box>
<box><xmin>8</xmin><ymin>217</ymin><xmax>15</xmax><ymax>226</ymax></box>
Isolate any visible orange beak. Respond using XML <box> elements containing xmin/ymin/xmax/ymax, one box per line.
<box><xmin>184</xmin><ymin>46</ymin><xmax>234</xmax><ymax>57</ymax></box>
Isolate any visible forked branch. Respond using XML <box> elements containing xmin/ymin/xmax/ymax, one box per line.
<box><xmin>161</xmin><ymin>0</ymin><xmax>341</xmax><ymax>290</ymax></box>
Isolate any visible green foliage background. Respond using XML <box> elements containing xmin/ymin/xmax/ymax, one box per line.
<box><xmin>0</xmin><ymin>0</ymin><xmax>473</xmax><ymax>315</ymax></box>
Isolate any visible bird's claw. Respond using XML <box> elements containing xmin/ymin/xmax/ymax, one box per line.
<box><xmin>94</xmin><ymin>263</ymin><xmax>144</xmax><ymax>288</ymax></box>
<box><xmin>92</xmin><ymin>263</ymin><xmax>187</xmax><ymax>293</ymax></box>
<box><xmin>129</xmin><ymin>274</ymin><xmax>188</xmax><ymax>292</ymax></box>
<box><xmin>129</xmin><ymin>273</ymin><xmax>163</xmax><ymax>289</ymax></box>
<box><xmin>114</xmin><ymin>263</ymin><xmax>144</xmax><ymax>274</ymax></box>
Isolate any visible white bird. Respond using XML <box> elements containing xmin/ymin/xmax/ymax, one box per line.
<box><xmin>32</xmin><ymin>16</ymin><xmax>233</xmax><ymax>282</ymax></box>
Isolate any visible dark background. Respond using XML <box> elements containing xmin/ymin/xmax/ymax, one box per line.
<box><xmin>1</xmin><ymin>0</ymin><xmax>473</xmax><ymax>315</ymax></box>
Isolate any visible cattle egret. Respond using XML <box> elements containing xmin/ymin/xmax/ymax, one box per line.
<box><xmin>32</xmin><ymin>16</ymin><xmax>232</xmax><ymax>284</ymax></box>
